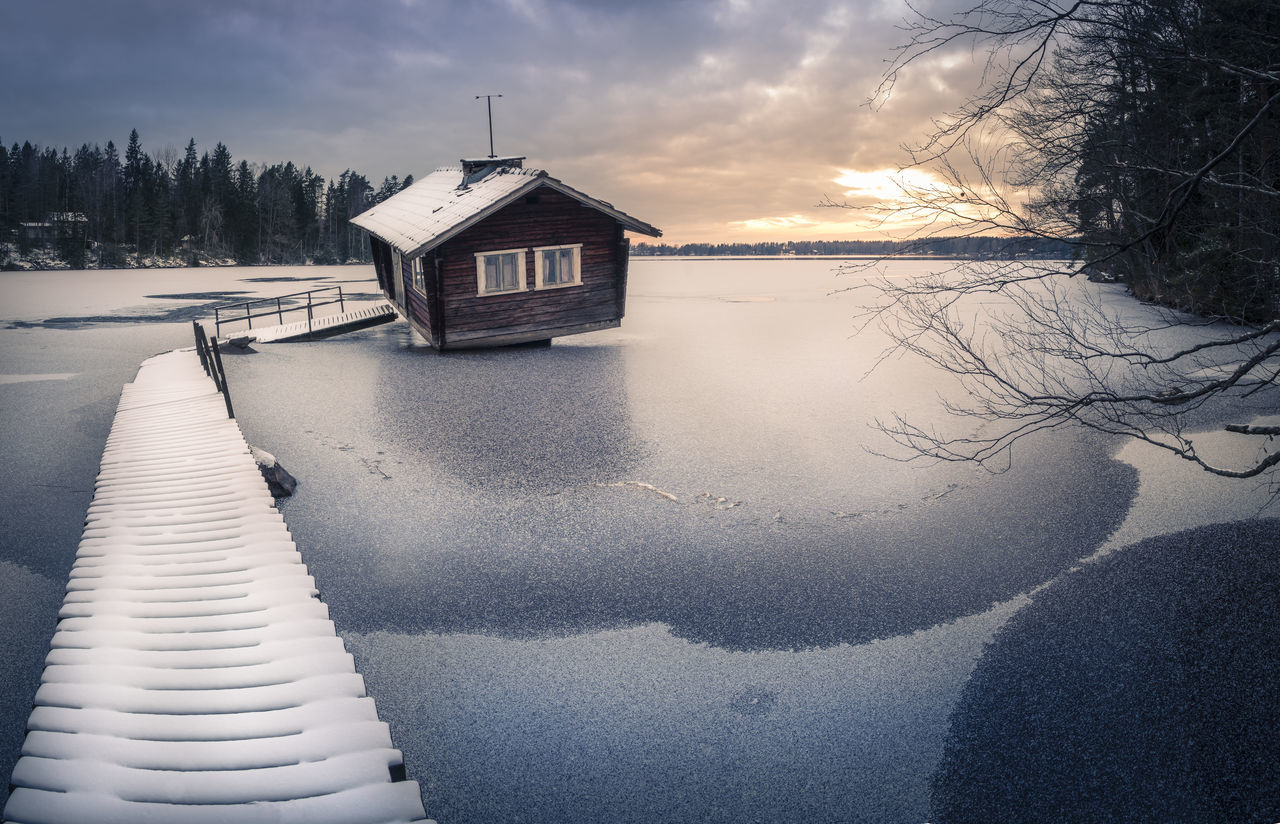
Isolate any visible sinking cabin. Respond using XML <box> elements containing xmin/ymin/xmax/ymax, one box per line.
<box><xmin>350</xmin><ymin>156</ymin><xmax>662</xmax><ymax>350</ymax></box>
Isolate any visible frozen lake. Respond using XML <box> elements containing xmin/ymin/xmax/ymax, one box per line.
<box><xmin>2</xmin><ymin>259</ymin><xmax>1276</xmax><ymax>821</ymax></box>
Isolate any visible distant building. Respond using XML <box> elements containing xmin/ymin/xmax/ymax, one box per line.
<box><xmin>18</xmin><ymin>222</ymin><xmax>52</xmax><ymax>245</ymax></box>
<box><xmin>19</xmin><ymin>213</ymin><xmax>88</xmax><ymax>246</ymax></box>
<box><xmin>350</xmin><ymin>157</ymin><xmax>661</xmax><ymax>350</ymax></box>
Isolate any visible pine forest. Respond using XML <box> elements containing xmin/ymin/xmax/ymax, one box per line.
<box><xmin>0</xmin><ymin>130</ymin><xmax>412</xmax><ymax>269</ymax></box>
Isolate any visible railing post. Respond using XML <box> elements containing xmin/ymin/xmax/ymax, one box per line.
<box><xmin>245</xmin><ymin>302</ymin><xmax>253</xmax><ymax>330</ymax></box>
<box><xmin>210</xmin><ymin>336</ymin><xmax>234</xmax><ymax>419</ymax></box>
<box><xmin>307</xmin><ymin>293</ymin><xmax>314</xmax><ymax>337</ymax></box>
<box><xmin>213</xmin><ymin>307</ymin><xmax>221</xmax><ymax>339</ymax></box>
<box><xmin>206</xmin><ymin>341</ymin><xmax>223</xmax><ymax>393</ymax></box>
<box><xmin>193</xmin><ymin>321</ymin><xmax>211</xmax><ymax>375</ymax></box>
<box><xmin>277</xmin><ymin>297</ymin><xmax>284</xmax><ymax>324</ymax></box>
<box><xmin>338</xmin><ymin>286</ymin><xmax>345</xmax><ymax>313</ymax></box>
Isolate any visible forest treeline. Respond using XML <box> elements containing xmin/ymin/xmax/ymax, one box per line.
<box><xmin>0</xmin><ymin>130</ymin><xmax>411</xmax><ymax>268</ymax></box>
<box><xmin>871</xmin><ymin>0</ymin><xmax>1280</xmax><ymax>323</ymax></box>
<box><xmin>632</xmin><ymin>236</ymin><xmax>1075</xmax><ymax>258</ymax></box>
<box><xmin>1056</xmin><ymin>0</ymin><xmax>1280</xmax><ymax>322</ymax></box>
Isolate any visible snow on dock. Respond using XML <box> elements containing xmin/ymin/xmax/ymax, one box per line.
<box><xmin>231</xmin><ymin>301</ymin><xmax>398</xmax><ymax>344</ymax></box>
<box><xmin>4</xmin><ymin>348</ymin><xmax>430</xmax><ymax>824</ymax></box>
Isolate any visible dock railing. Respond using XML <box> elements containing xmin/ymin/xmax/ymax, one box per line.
<box><xmin>193</xmin><ymin>320</ymin><xmax>234</xmax><ymax>419</ymax></box>
<box><xmin>213</xmin><ymin>285</ymin><xmax>346</xmax><ymax>340</ymax></box>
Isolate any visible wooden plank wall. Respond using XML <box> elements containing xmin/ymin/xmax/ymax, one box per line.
<box><xmin>435</xmin><ymin>187</ymin><xmax>625</xmax><ymax>342</ymax></box>
<box><xmin>615</xmin><ymin>228</ymin><xmax>629</xmax><ymax>320</ymax></box>
<box><xmin>404</xmin><ymin>256</ymin><xmax>435</xmax><ymax>343</ymax></box>
<box><xmin>370</xmin><ymin>237</ymin><xmax>392</xmax><ymax>296</ymax></box>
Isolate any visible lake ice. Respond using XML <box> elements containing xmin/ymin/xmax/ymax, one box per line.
<box><xmin>2</xmin><ymin>259</ymin><xmax>1275</xmax><ymax>821</ymax></box>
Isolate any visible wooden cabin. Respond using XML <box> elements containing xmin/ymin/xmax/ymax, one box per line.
<box><xmin>350</xmin><ymin>156</ymin><xmax>661</xmax><ymax>350</ymax></box>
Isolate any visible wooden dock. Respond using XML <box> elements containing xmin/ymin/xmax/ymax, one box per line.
<box><xmin>4</xmin><ymin>348</ymin><xmax>430</xmax><ymax>824</ymax></box>
<box><xmin>227</xmin><ymin>301</ymin><xmax>398</xmax><ymax>344</ymax></box>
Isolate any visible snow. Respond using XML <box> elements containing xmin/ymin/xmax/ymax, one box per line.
<box><xmin>5</xmin><ymin>781</ymin><xmax>429</xmax><ymax>824</ymax></box>
<box><xmin>0</xmin><ymin>240</ymin><xmax>237</xmax><ymax>271</ymax></box>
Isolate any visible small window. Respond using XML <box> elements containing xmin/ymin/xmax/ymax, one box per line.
<box><xmin>410</xmin><ymin>257</ymin><xmax>427</xmax><ymax>293</ymax></box>
<box><xmin>534</xmin><ymin>244</ymin><xmax>583</xmax><ymax>290</ymax></box>
<box><xmin>475</xmin><ymin>248</ymin><xmax>527</xmax><ymax>296</ymax></box>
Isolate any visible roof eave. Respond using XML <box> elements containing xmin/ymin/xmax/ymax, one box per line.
<box><xmin>347</xmin><ymin>215</ymin><xmax>393</xmax><ymax>247</ymax></box>
<box><xmin>537</xmin><ymin>177</ymin><xmax>662</xmax><ymax>238</ymax></box>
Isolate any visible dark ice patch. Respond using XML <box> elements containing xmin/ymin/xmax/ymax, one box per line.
<box><xmin>145</xmin><ymin>291</ymin><xmax>253</xmax><ymax>300</ymax></box>
<box><xmin>1</xmin><ymin>284</ymin><xmax>378</xmax><ymax>329</ymax></box>
<box><xmin>240</xmin><ymin>276</ymin><xmax>332</xmax><ymax>283</ymax></box>
<box><xmin>931</xmin><ymin>518</ymin><xmax>1280</xmax><ymax>823</ymax></box>
<box><xmin>12</xmin><ymin>307</ymin><xmax>212</xmax><ymax>328</ymax></box>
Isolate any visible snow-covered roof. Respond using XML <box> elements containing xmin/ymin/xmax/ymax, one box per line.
<box><xmin>350</xmin><ymin>161</ymin><xmax>661</xmax><ymax>257</ymax></box>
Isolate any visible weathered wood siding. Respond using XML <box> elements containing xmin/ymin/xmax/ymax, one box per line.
<box><xmin>372</xmin><ymin>239</ymin><xmax>439</xmax><ymax>341</ymax></box>
<box><xmin>616</xmin><ymin>229</ymin><xmax>630</xmax><ymax>319</ymax></box>
<box><xmin>404</xmin><ymin>255</ymin><xmax>436</xmax><ymax>344</ymax></box>
<box><xmin>395</xmin><ymin>251</ymin><xmax>411</xmax><ymax>310</ymax></box>
<box><xmin>370</xmin><ymin>237</ymin><xmax>393</xmax><ymax>296</ymax></box>
<box><xmin>435</xmin><ymin>186</ymin><xmax>627</xmax><ymax>345</ymax></box>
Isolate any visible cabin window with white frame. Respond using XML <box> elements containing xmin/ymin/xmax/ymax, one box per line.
<box><xmin>475</xmin><ymin>249</ymin><xmax>527</xmax><ymax>296</ymax></box>
<box><xmin>410</xmin><ymin>256</ymin><xmax>427</xmax><ymax>293</ymax></box>
<box><xmin>534</xmin><ymin>244</ymin><xmax>582</xmax><ymax>289</ymax></box>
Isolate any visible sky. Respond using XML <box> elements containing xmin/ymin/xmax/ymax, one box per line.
<box><xmin>3</xmin><ymin>0</ymin><xmax>989</xmax><ymax>245</ymax></box>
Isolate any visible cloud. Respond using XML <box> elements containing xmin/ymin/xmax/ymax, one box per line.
<box><xmin>733</xmin><ymin>214</ymin><xmax>820</xmax><ymax>231</ymax></box>
<box><xmin>834</xmin><ymin>167</ymin><xmax>956</xmax><ymax>202</ymax></box>
<box><xmin>1</xmin><ymin>0</ymin><xmax>996</xmax><ymax>243</ymax></box>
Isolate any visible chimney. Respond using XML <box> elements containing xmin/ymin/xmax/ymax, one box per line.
<box><xmin>460</xmin><ymin>156</ymin><xmax>525</xmax><ymax>176</ymax></box>
<box><xmin>457</xmin><ymin>156</ymin><xmax>526</xmax><ymax>189</ymax></box>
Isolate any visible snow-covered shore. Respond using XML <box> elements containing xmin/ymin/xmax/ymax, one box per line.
<box><xmin>0</xmin><ymin>242</ymin><xmax>376</xmax><ymax>272</ymax></box>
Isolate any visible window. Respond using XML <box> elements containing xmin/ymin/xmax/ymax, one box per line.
<box><xmin>534</xmin><ymin>244</ymin><xmax>582</xmax><ymax>289</ymax></box>
<box><xmin>475</xmin><ymin>248</ymin><xmax>527</xmax><ymax>296</ymax></box>
<box><xmin>410</xmin><ymin>256</ymin><xmax>427</xmax><ymax>293</ymax></box>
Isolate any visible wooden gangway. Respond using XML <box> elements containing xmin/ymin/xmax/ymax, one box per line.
<box><xmin>213</xmin><ymin>287</ymin><xmax>398</xmax><ymax>344</ymax></box>
<box><xmin>4</xmin><ymin>348</ymin><xmax>430</xmax><ymax>824</ymax></box>
<box><xmin>239</xmin><ymin>301</ymin><xmax>398</xmax><ymax>344</ymax></box>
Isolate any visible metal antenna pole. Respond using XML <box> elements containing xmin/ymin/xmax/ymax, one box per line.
<box><xmin>475</xmin><ymin>94</ymin><xmax>502</xmax><ymax>158</ymax></box>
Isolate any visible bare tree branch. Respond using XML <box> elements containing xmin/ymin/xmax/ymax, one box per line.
<box><xmin>840</xmin><ymin>0</ymin><xmax>1280</xmax><ymax>484</ymax></box>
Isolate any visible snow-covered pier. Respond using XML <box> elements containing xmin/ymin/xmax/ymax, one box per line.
<box><xmin>225</xmin><ymin>300</ymin><xmax>397</xmax><ymax>344</ymax></box>
<box><xmin>3</xmin><ymin>348</ymin><xmax>429</xmax><ymax>824</ymax></box>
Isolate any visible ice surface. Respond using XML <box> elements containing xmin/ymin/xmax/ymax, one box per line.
<box><xmin>1091</xmin><ymin>413</ymin><xmax>1280</xmax><ymax>557</ymax></box>
<box><xmin>0</xmin><ymin>373</ymin><xmax>77</xmax><ymax>384</ymax></box>
<box><xmin>346</xmin><ymin>605</ymin><xmax>1024</xmax><ymax>823</ymax></box>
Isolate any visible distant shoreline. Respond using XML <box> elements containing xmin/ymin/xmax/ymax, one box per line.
<box><xmin>631</xmin><ymin>254</ymin><xmax>1064</xmax><ymax>262</ymax></box>
<box><xmin>1</xmin><ymin>252</ymin><xmax>1067</xmax><ymax>272</ymax></box>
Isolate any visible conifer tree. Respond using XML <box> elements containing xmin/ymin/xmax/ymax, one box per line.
<box><xmin>0</xmin><ymin>130</ymin><xmax>388</xmax><ymax>266</ymax></box>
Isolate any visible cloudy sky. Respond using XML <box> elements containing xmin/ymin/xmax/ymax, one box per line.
<box><xmin>4</xmin><ymin>0</ymin><xmax>984</xmax><ymax>244</ymax></box>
